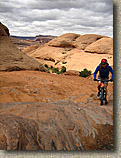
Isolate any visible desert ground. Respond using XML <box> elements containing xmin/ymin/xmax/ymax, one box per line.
<box><xmin>0</xmin><ymin>22</ymin><xmax>113</xmax><ymax>150</ymax></box>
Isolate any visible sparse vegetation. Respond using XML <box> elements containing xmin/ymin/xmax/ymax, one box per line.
<box><xmin>79</xmin><ymin>68</ymin><xmax>92</xmax><ymax>78</ymax></box>
<box><xmin>44</xmin><ymin>64</ymin><xmax>49</xmax><ymax>68</ymax></box>
<box><xmin>52</xmin><ymin>67</ymin><xmax>60</xmax><ymax>74</ymax></box>
<box><xmin>60</xmin><ymin>66</ymin><xmax>66</xmax><ymax>73</ymax></box>
<box><xmin>44</xmin><ymin>64</ymin><xmax>66</xmax><ymax>74</ymax></box>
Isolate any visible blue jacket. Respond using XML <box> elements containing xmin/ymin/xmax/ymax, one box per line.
<box><xmin>94</xmin><ymin>64</ymin><xmax>113</xmax><ymax>79</ymax></box>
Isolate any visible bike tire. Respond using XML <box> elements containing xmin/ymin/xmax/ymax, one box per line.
<box><xmin>100</xmin><ymin>88</ymin><xmax>104</xmax><ymax>105</ymax></box>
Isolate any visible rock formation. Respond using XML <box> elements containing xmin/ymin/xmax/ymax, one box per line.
<box><xmin>0</xmin><ymin>22</ymin><xmax>9</xmax><ymax>36</ymax></box>
<box><xmin>0</xmin><ymin>100</ymin><xmax>113</xmax><ymax>150</ymax></box>
<box><xmin>0</xmin><ymin>22</ymin><xmax>48</xmax><ymax>72</ymax></box>
<box><xmin>23</xmin><ymin>33</ymin><xmax>113</xmax><ymax>73</ymax></box>
<box><xmin>85</xmin><ymin>37</ymin><xmax>113</xmax><ymax>55</ymax></box>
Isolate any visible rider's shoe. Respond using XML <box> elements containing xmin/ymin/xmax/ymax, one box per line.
<box><xmin>105</xmin><ymin>99</ymin><xmax>108</xmax><ymax>105</ymax></box>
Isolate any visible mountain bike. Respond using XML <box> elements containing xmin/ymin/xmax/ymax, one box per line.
<box><xmin>94</xmin><ymin>79</ymin><xmax>112</xmax><ymax>105</ymax></box>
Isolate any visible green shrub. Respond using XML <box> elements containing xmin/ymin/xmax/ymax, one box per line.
<box><xmin>44</xmin><ymin>65</ymin><xmax>66</xmax><ymax>74</ymax></box>
<box><xmin>60</xmin><ymin>66</ymin><xmax>66</xmax><ymax>73</ymax></box>
<box><xmin>44</xmin><ymin>64</ymin><xmax>49</xmax><ymax>68</ymax></box>
<box><xmin>79</xmin><ymin>68</ymin><xmax>92</xmax><ymax>77</ymax></box>
<box><xmin>52</xmin><ymin>67</ymin><xmax>60</xmax><ymax>74</ymax></box>
<box><xmin>50</xmin><ymin>66</ymin><xmax>53</xmax><ymax>69</ymax></box>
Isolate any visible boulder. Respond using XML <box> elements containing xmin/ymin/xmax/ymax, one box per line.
<box><xmin>22</xmin><ymin>45</ymin><xmax>39</xmax><ymax>54</ymax></box>
<box><xmin>48</xmin><ymin>33</ymin><xmax>80</xmax><ymax>48</ymax></box>
<box><xmin>85</xmin><ymin>38</ymin><xmax>113</xmax><ymax>55</ymax></box>
<box><xmin>0</xmin><ymin>114</ymin><xmax>39</xmax><ymax>150</ymax></box>
<box><xmin>73</xmin><ymin>34</ymin><xmax>106</xmax><ymax>50</ymax></box>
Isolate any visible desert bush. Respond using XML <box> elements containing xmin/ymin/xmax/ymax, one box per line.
<box><xmin>60</xmin><ymin>66</ymin><xmax>66</xmax><ymax>73</ymax></box>
<box><xmin>79</xmin><ymin>68</ymin><xmax>92</xmax><ymax>77</ymax></box>
<box><xmin>50</xmin><ymin>66</ymin><xmax>53</xmax><ymax>69</ymax></box>
<box><xmin>52</xmin><ymin>67</ymin><xmax>60</xmax><ymax>74</ymax></box>
<box><xmin>44</xmin><ymin>64</ymin><xmax>49</xmax><ymax>68</ymax></box>
<box><xmin>44</xmin><ymin>65</ymin><xmax>66</xmax><ymax>74</ymax></box>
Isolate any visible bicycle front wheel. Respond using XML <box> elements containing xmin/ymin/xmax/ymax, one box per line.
<box><xmin>100</xmin><ymin>88</ymin><xmax>104</xmax><ymax>105</ymax></box>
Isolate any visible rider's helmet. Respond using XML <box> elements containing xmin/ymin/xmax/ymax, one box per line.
<box><xmin>101</xmin><ymin>59</ymin><xmax>108</xmax><ymax>65</ymax></box>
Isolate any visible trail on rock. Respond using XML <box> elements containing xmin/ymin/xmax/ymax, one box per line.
<box><xmin>0</xmin><ymin>71</ymin><xmax>113</xmax><ymax>150</ymax></box>
<box><xmin>0</xmin><ymin>100</ymin><xmax>113</xmax><ymax>150</ymax></box>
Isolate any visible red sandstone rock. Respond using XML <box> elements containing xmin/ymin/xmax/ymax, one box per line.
<box><xmin>0</xmin><ymin>23</ymin><xmax>48</xmax><ymax>72</ymax></box>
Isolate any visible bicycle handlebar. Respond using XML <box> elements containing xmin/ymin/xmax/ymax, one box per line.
<box><xmin>94</xmin><ymin>79</ymin><xmax>113</xmax><ymax>82</ymax></box>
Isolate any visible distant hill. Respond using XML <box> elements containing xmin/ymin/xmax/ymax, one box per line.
<box><xmin>11</xmin><ymin>35</ymin><xmax>57</xmax><ymax>41</ymax></box>
<box><xmin>11</xmin><ymin>35</ymin><xmax>36</xmax><ymax>40</ymax></box>
<box><xmin>10</xmin><ymin>35</ymin><xmax>57</xmax><ymax>50</ymax></box>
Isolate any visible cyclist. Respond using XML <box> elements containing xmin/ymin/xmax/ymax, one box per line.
<box><xmin>93</xmin><ymin>59</ymin><xmax>113</xmax><ymax>104</ymax></box>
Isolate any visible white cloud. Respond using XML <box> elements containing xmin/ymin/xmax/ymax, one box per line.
<box><xmin>0</xmin><ymin>0</ymin><xmax>113</xmax><ymax>37</ymax></box>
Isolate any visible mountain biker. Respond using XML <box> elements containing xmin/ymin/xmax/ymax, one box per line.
<box><xmin>93</xmin><ymin>59</ymin><xmax>113</xmax><ymax>104</ymax></box>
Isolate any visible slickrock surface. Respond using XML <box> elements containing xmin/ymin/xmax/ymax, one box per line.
<box><xmin>0</xmin><ymin>71</ymin><xmax>113</xmax><ymax>150</ymax></box>
<box><xmin>0</xmin><ymin>100</ymin><xmax>113</xmax><ymax>150</ymax></box>
<box><xmin>0</xmin><ymin>71</ymin><xmax>113</xmax><ymax>104</ymax></box>
<box><xmin>85</xmin><ymin>37</ymin><xmax>113</xmax><ymax>55</ymax></box>
<box><xmin>0</xmin><ymin>23</ymin><xmax>113</xmax><ymax>150</ymax></box>
<box><xmin>24</xmin><ymin>33</ymin><xmax>113</xmax><ymax>72</ymax></box>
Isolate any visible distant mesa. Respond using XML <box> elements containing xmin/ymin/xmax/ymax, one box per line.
<box><xmin>10</xmin><ymin>34</ymin><xmax>57</xmax><ymax>50</ymax></box>
<box><xmin>34</xmin><ymin>35</ymin><xmax>57</xmax><ymax>44</ymax></box>
<box><xmin>11</xmin><ymin>35</ymin><xmax>36</xmax><ymax>40</ymax></box>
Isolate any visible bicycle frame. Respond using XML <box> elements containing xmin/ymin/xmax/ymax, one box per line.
<box><xmin>101</xmin><ymin>82</ymin><xmax>105</xmax><ymax>88</ymax></box>
<box><xmin>94</xmin><ymin>79</ymin><xmax>110</xmax><ymax>105</ymax></box>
